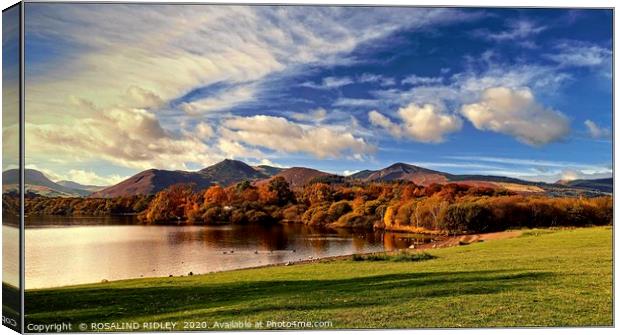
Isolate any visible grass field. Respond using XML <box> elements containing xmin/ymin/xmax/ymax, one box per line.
<box><xmin>24</xmin><ymin>226</ymin><xmax>613</xmax><ymax>330</ymax></box>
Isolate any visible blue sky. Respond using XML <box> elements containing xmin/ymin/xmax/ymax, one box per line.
<box><xmin>21</xmin><ymin>5</ymin><xmax>612</xmax><ymax>186</ymax></box>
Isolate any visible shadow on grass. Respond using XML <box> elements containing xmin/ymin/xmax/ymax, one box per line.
<box><xmin>25</xmin><ymin>270</ymin><xmax>551</xmax><ymax>324</ymax></box>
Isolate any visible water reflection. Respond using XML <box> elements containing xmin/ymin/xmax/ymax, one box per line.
<box><xmin>23</xmin><ymin>216</ymin><xmax>435</xmax><ymax>289</ymax></box>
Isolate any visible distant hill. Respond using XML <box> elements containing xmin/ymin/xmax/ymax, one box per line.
<box><xmin>349</xmin><ymin>163</ymin><xmax>547</xmax><ymax>193</ymax></box>
<box><xmin>351</xmin><ymin>163</ymin><xmax>451</xmax><ymax>186</ymax></box>
<box><xmin>90</xmin><ymin>169</ymin><xmax>213</xmax><ymax>198</ymax></box>
<box><xmin>268</xmin><ymin>167</ymin><xmax>333</xmax><ymax>188</ymax></box>
<box><xmin>254</xmin><ymin>165</ymin><xmax>285</xmax><ymax>177</ymax></box>
<box><xmin>348</xmin><ymin>170</ymin><xmax>374</xmax><ymax>180</ymax></box>
<box><xmin>199</xmin><ymin>159</ymin><xmax>268</xmax><ymax>186</ymax></box>
<box><xmin>2</xmin><ymin>169</ymin><xmax>90</xmax><ymax>197</ymax></box>
<box><xmin>557</xmin><ymin>178</ymin><xmax>612</xmax><ymax>193</ymax></box>
<box><xmin>18</xmin><ymin>160</ymin><xmax>611</xmax><ymax>199</ymax></box>
<box><xmin>57</xmin><ymin>180</ymin><xmax>106</xmax><ymax>193</ymax></box>
<box><xmin>91</xmin><ymin>159</ymin><xmax>281</xmax><ymax>198</ymax></box>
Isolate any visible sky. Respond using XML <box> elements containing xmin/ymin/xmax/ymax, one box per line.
<box><xmin>17</xmin><ymin>4</ymin><xmax>612</xmax><ymax>186</ymax></box>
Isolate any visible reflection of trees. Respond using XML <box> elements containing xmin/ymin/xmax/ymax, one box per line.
<box><xmin>166</xmin><ymin>224</ymin><xmax>293</xmax><ymax>252</ymax></box>
<box><xmin>383</xmin><ymin>232</ymin><xmax>434</xmax><ymax>251</ymax></box>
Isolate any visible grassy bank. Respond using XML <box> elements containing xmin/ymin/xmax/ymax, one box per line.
<box><xmin>25</xmin><ymin>226</ymin><xmax>612</xmax><ymax>329</ymax></box>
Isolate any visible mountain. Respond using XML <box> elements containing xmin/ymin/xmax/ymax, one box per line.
<box><xmin>34</xmin><ymin>159</ymin><xmax>612</xmax><ymax>199</ymax></box>
<box><xmin>348</xmin><ymin>170</ymin><xmax>375</xmax><ymax>180</ymax></box>
<box><xmin>269</xmin><ymin>167</ymin><xmax>333</xmax><ymax>188</ymax></box>
<box><xmin>254</xmin><ymin>165</ymin><xmax>285</xmax><ymax>177</ymax></box>
<box><xmin>90</xmin><ymin>169</ymin><xmax>212</xmax><ymax>198</ymax></box>
<box><xmin>2</xmin><ymin>169</ymin><xmax>90</xmax><ymax>197</ymax></box>
<box><xmin>349</xmin><ymin>163</ymin><xmax>549</xmax><ymax>193</ymax></box>
<box><xmin>557</xmin><ymin>178</ymin><xmax>612</xmax><ymax>193</ymax></box>
<box><xmin>351</xmin><ymin>163</ymin><xmax>451</xmax><ymax>186</ymax></box>
<box><xmin>199</xmin><ymin>159</ymin><xmax>268</xmax><ymax>186</ymax></box>
<box><xmin>91</xmin><ymin>159</ymin><xmax>277</xmax><ymax>198</ymax></box>
<box><xmin>57</xmin><ymin>180</ymin><xmax>106</xmax><ymax>193</ymax></box>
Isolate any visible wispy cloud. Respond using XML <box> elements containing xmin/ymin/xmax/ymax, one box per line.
<box><xmin>545</xmin><ymin>40</ymin><xmax>612</xmax><ymax>68</ymax></box>
<box><xmin>358</xmin><ymin>73</ymin><xmax>396</xmax><ymax>87</ymax></box>
<box><xmin>401</xmin><ymin>74</ymin><xmax>443</xmax><ymax>86</ymax></box>
<box><xmin>447</xmin><ymin>155</ymin><xmax>610</xmax><ymax>171</ymax></box>
<box><xmin>442</xmin><ymin>155</ymin><xmax>611</xmax><ymax>183</ymax></box>
<box><xmin>300</xmin><ymin>76</ymin><xmax>354</xmax><ymax>89</ymax></box>
<box><xmin>476</xmin><ymin>19</ymin><xmax>546</xmax><ymax>42</ymax></box>
<box><xmin>25</xmin><ymin>5</ymin><xmax>476</xmax><ymax>175</ymax></box>
<box><xmin>584</xmin><ymin>120</ymin><xmax>611</xmax><ymax>139</ymax></box>
<box><xmin>220</xmin><ymin>115</ymin><xmax>375</xmax><ymax>159</ymax></box>
<box><xmin>333</xmin><ymin>97</ymin><xmax>381</xmax><ymax>107</ymax></box>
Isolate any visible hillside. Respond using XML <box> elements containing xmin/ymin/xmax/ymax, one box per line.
<box><xmin>21</xmin><ymin>160</ymin><xmax>611</xmax><ymax>198</ymax></box>
<box><xmin>351</xmin><ymin>163</ymin><xmax>451</xmax><ymax>185</ymax></box>
<box><xmin>557</xmin><ymin>178</ymin><xmax>612</xmax><ymax>193</ymax></box>
<box><xmin>57</xmin><ymin>180</ymin><xmax>106</xmax><ymax>193</ymax></box>
<box><xmin>254</xmin><ymin>165</ymin><xmax>285</xmax><ymax>177</ymax></box>
<box><xmin>90</xmin><ymin>160</ymin><xmax>283</xmax><ymax>198</ymax></box>
<box><xmin>199</xmin><ymin>159</ymin><xmax>268</xmax><ymax>186</ymax></box>
<box><xmin>263</xmin><ymin>167</ymin><xmax>332</xmax><ymax>188</ymax></box>
<box><xmin>90</xmin><ymin>169</ymin><xmax>212</xmax><ymax>198</ymax></box>
<box><xmin>2</xmin><ymin>169</ymin><xmax>89</xmax><ymax>197</ymax></box>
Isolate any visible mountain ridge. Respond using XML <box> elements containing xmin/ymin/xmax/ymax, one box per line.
<box><xmin>6</xmin><ymin>160</ymin><xmax>612</xmax><ymax>198</ymax></box>
<box><xmin>2</xmin><ymin>169</ymin><xmax>90</xmax><ymax>197</ymax></box>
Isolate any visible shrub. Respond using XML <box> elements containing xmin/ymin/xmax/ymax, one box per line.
<box><xmin>352</xmin><ymin>251</ymin><xmax>436</xmax><ymax>262</ymax></box>
<box><xmin>328</xmin><ymin>200</ymin><xmax>352</xmax><ymax>220</ymax></box>
<box><xmin>202</xmin><ymin>206</ymin><xmax>228</xmax><ymax>225</ymax></box>
<box><xmin>440</xmin><ymin>202</ymin><xmax>493</xmax><ymax>234</ymax></box>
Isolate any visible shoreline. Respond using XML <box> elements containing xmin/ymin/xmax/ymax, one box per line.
<box><xmin>26</xmin><ymin>229</ymin><xmax>524</xmax><ymax>291</ymax></box>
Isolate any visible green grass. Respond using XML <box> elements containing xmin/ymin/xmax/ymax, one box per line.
<box><xmin>24</xmin><ymin>227</ymin><xmax>612</xmax><ymax>330</ymax></box>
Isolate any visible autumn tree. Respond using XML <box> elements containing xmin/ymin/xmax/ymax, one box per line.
<box><xmin>142</xmin><ymin>184</ymin><xmax>194</xmax><ymax>223</ymax></box>
<box><xmin>204</xmin><ymin>185</ymin><xmax>228</xmax><ymax>206</ymax></box>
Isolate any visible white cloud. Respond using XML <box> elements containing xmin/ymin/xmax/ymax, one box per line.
<box><xmin>444</xmin><ymin>156</ymin><xmax>611</xmax><ymax>183</ymax></box>
<box><xmin>343</xmin><ymin>170</ymin><xmax>360</xmax><ymax>176</ymax></box>
<box><xmin>64</xmin><ymin>170</ymin><xmax>126</xmax><ymax>186</ymax></box>
<box><xmin>122</xmin><ymin>86</ymin><xmax>165</xmax><ymax>109</ymax></box>
<box><xmin>455</xmin><ymin>64</ymin><xmax>571</xmax><ymax>94</ymax></box>
<box><xmin>460</xmin><ymin>87</ymin><xmax>570</xmax><ymax>146</ymax></box>
<box><xmin>26</xmin><ymin>101</ymin><xmax>223</xmax><ymax>171</ymax></box>
<box><xmin>333</xmin><ymin>98</ymin><xmax>380</xmax><ymax>107</ymax></box>
<box><xmin>369</xmin><ymin>103</ymin><xmax>462</xmax><ymax>143</ymax></box>
<box><xmin>290</xmin><ymin>107</ymin><xmax>328</xmax><ymax>122</ymax></box>
<box><xmin>180</xmin><ymin>84</ymin><xmax>257</xmax><ymax>115</ymax></box>
<box><xmin>25</xmin><ymin>164</ymin><xmax>125</xmax><ymax>186</ymax></box>
<box><xmin>448</xmin><ymin>155</ymin><xmax>610</xmax><ymax>171</ymax></box>
<box><xmin>195</xmin><ymin>122</ymin><xmax>215</xmax><ymax>139</ymax></box>
<box><xmin>221</xmin><ymin>115</ymin><xmax>374</xmax><ymax>158</ymax></box>
<box><xmin>397</xmin><ymin>103</ymin><xmax>463</xmax><ymax>143</ymax></box>
<box><xmin>368</xmin><ymin>110</ymin><xmax>402</xmax><ymax>138</ymax></box>
<box><xmin>545</xmin><ymin>41</ymin><xmax>612</xmax><ymax>68</ymax></box>
<box><xmin>216</xmin><ymin>138</ymin><xmax>265</xmax><ymax>159</ymax></box>
<box><xmin>301</xmin><ymin>76</ymin><xmax>354</xmax><ymax>89</ymax></box>
<box><xmin>559</xmin><ymin>169</ymin><xmax>611</xmax><ymax>182</ymax></box>
<box><xmin>24</xmin><ymin>6</ymin><xmax>479</xmax><ymax>173</ymax></box>
<box><xmin>584</xmin><ymin>120</ymin><xmax>610</xmax><ymax>139</ymax></box>
<box><xmin>358</xmin><ymin>73</ymin><xmax>395</xmax><ymax>86</ymax></box>
<box><xmin>371</xmin><ymin>57</ymin><xmax>581</xmax><ymax>146</ymax></box>
<box><xmin>401</xmin><ymin>74</ymin><xmax>443</xmax><ymax>86</ymax></box>
<box><xmin>486</xmin><ymin>19</ymin><xmax>546</xmax><ymax>41</ymax></box>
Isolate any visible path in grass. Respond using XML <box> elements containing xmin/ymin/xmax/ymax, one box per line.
<box><xmin>25</xmin><ymin>227</ymin><xmax>612</xmax><ymax>329</ymax></box>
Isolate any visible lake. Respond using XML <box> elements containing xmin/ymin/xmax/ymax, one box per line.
<box><xmin>17</xmin><ymin>217</ymin><xmax>435</xmax><ymax>289</ymax></box>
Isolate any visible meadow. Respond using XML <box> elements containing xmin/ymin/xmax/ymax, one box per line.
<box><xmin>24</xmin><ymin>226</ymin><xmax>612</xmax><ymax>330</ymax></box>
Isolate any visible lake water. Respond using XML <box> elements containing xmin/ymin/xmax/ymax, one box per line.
<box><xmin>17</xmin><ymin>217</ymin><xmax>435</xmax><ymax>289</ymax></box>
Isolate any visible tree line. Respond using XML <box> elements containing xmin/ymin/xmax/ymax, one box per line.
<box><xmin>9</xmin><ymin>177</ymin><xmax>612</xmax><ymax>234</ymax></box>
